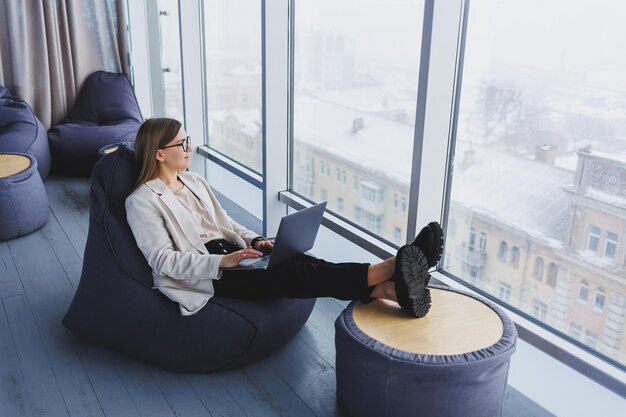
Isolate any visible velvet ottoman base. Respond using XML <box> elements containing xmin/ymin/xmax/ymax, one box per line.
<box><xmin>0</xmin><ymin>153</ymin><xmax>49</xmax><ymax>241</ymax></box>
<box><xmin>335</xmin><ymin>286</ymin><xmax>517</xmax><ymax>417</ymax></box>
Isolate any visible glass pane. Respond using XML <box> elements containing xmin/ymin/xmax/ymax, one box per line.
<box><xmin>445</xmin><ymin>0</ymin><xmax>626</xmax><ymax>368</ymax></box>
<box><xmin>203</xmin><ymin>0</ymin><xmax>263</xmax><ymax>174</ymax></box>
<box><xmin>292</xmin><ymin>0</ymin><xmax>424</xmax><ymax>245</ymax></box>
<box><xmin>158</xmin><ymin>0</ymin><xmax>184</xmax><ymax>119</ymax></box>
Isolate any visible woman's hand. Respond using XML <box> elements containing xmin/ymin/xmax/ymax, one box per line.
<box><xmin>254</xmin><ymin>239</ymin><xmax>275</xmax><ymax>255</ymax></box>
<box><xmin>219</xmin><ymin>246</ymin><xmax>263</xmax><ymax>268</ymax></box>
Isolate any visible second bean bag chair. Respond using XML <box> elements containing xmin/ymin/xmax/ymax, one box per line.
<box><xmin>63</xmin><ymin>144</ymin><xmax>316</xmax><ymax>372</ymax></box>
<box><xmin>48</xmin><ymin>71</ymin><xmax>143</xmax><ymax>176</ymax></box>
<box><xmin>0</xmin><ymin>86</ymin><xmax>51</xmax><ymax>180</ymax></box>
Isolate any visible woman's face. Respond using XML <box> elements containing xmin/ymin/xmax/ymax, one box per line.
<box><xmin>157</xmin><ymin>127</ymin><xmax>192</xmax><ymax>172</ymax></box>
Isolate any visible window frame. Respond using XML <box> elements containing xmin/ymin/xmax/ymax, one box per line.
<box><xmin>282</xmin><ymin>0</ymin><xmax>625</xmax><ymax>396</ymax></box>
<box><xmin>510</xmin><ymin>246</ymin><xmax>520</xmax><ymax>268</ymax></box>
<box><xmin>588</xmin><ymin>226</ymin><xmax>601</xmax><ymax>253</ymax></box>
<box><xmin>153</xmin><ymin>0</ymin><xmax>626</xmax><ymax>396</ymax></box>
<box><xmin>594</xmin><ymin>289</ymin><xmax>606</xmax><ymax>312</ymax></box>
<box><xmin>604</xmin><ymin>231</ymin><xmax>618</xmax><ymax>259</ymax></box>
<box><xmin>546</xmin><ymin>262</ymin><xmax>558</xmax><ymax>288</ymax></box>
<box><xmin>578</xmin><ymin>280</ymin><xmax>590</xmax><ymax>304</ymax></box>
<box><xmin>498</xmin><ymin>240</ymin><xmax>508</xmax><ymax>262</ymax></box>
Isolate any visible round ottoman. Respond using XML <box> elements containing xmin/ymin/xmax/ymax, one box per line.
<box><xmin>335</xmin><ymin>285</ymin><xmax>517</xmax><ymax>417</ymax></box>
<box><xmin>0</xmin><ymin>153</ymin><xmax>49</xmax><ymax>241</ymax></box>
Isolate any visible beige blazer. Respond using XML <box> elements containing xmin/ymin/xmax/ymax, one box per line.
<box><xmin>125</xmin><ymin>171</ymin><xmax>259</xmax><ymax>316</ymax></box>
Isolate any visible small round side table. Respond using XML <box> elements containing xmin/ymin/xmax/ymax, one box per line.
<box><xmin>0</xmin><ymin>153</ymin><xmax>49</xmax><ymax>241</ymax></box>
<box><xmin>335</xmin><ymin>285</ymin><xmax>517</xmax><ymax>417</ymax></box>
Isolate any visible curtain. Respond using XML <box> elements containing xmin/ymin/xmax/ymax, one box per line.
<box><xmin>0</xmin><ymin>0</ymin><xmax>130</xmax><ymax>128</ymax></box>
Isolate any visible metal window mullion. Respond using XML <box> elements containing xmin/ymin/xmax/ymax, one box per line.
<box><xmin>413</xmin><ymin>0</ymin><xmax>465</xmax><ymax>241</ymax></box>
<box><xmin>406</xmin><ymin>0</ymin><xmax>436</xmax><ymax>245</ymax></box>
<box><xmin>145</xmin><ymin>0</ymin><xmax>166</xmax><ymax>116</ymax></box>
<box><xmin>440</xmin><ymin>0</ymin><xmax>470</xmax><ymax>271</ymax></box>
<box><xmin>287</xmin><ymin>0</ymin><xmax>295</xmax><ymax>193</ymax></box>
<box><xmin>263</xmin><ymin>0</ymin><xmax>290</xmax><ymax>237</ymax></box>
<box><xmin>179</xmin><ymin>0</ymin><xmax>206</xmax><ymax>177</ymax></box>
<box><xmin>126</xmin><ymin>0</ymin><xmax>154</xmax><ymax>117</ymax></box>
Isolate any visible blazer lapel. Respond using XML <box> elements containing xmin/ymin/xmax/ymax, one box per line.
<box><xmin>145</xmin><ymin>178</ymin><xmax>207</xmax><ymax>253</ymax></box>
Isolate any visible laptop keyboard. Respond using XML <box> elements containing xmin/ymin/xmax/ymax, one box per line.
<box><xmin>246</xmin><ymin>257</ymin><xmax>270</xmax><ymax>268</ymax></box>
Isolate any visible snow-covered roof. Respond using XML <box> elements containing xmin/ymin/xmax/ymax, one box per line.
<box><xmin>585</xmin><ymin>148</ymin><xmax>626</xmax><ymax>165</ymax></box>
<box><xmin>294</xmin><ymin>95</ymin><xmax>579</xmax><ymax>242</ymax></box>
<box><xmin>581</xmin><ymin>188</ymin><xmax>626</xmax><ymax>209</ymax></box>
<box><xmin>450</xmin><ymin>142</ymin><xmax>574</xmax><ymax>244</ymax></box>
<box><xmin>210</xmin><ymin>108</ymin><xmax>261</xmax><ymax>137</ymax></box>
<box><xmin>315</xmin><ymin>87</ymin><xmax>410</xmax><ymax>114</ymax></box>
<box><xmin>294</xmin><ymin>95</ymin><xmax>414</xmax><ymax>184</ymax></box>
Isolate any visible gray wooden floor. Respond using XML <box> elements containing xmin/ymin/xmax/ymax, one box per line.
<box><xmin>0</xmin><ymin>177</ymin><xmax>553</xmax><ymax>417</ymax></box>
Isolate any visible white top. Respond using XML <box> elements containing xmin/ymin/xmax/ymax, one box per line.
<box><xmin>173</xmin><ymin>184</ymin><xmax>225</xmax><ymax>244</ymax></box>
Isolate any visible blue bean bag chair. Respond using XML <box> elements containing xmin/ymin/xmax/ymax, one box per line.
<box><xmin>48</xmin><ymin>71</ymin><xmax>142</xmax><ymax>177</ymax></box>
<box><xmin>62</xmin><ymin>144</ymin><xmax>315</xmax><ymax>372</ymax></box>
<box><xmin>0</xmin><ymin>87</ymin><xmax>51</xmax><ymax>180</ymax></box>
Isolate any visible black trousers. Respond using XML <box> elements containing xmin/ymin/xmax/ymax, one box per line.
<box><xmin>205</xmin><ymin>240</ymin><xmax>374</xmax><ymax>303</ymax></box>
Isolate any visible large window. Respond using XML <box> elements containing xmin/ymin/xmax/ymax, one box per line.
<box><xmin>133</xmin><ymin>0</ymin><xmax>624</xmax><ymax>400</ymax></box>
<box><xmin>444</xmin><ymin>0</ymin><xmax>626</xmax><ymax>368</ymax></box>
<box><xmin>157</xmin><ymin>0</ymin><xmax>184</xmax><ymax>118</ymax></box>
<box><xmin>203</xmin><ymin>0</ymin><xmax>263</xmax><ymax>173</ymax></box>
<box><xmin>292</xmin><ymin>0</ymin><xmax>425</xmax><ymax>244</ymax></box>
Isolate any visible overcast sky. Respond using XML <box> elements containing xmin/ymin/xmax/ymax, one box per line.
<box><xmin>460</xmin><ymin>0</ymin><xmax>626</xmax><ymax>91</ymax></box>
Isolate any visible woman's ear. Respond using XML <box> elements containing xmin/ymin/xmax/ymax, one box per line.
<box><xmin>155</xmin><ymin>150</ymin><xmax>165</xmax><ymax>163</ymax></box>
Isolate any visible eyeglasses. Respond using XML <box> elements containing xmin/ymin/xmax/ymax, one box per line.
<box><xmin>159</xmin><ymin>136</ymin><xmax>191</xmax><ymax>152</ymax></box>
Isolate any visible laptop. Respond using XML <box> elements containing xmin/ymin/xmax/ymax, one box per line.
<box><xmin>226</xmin><ymin>202</ymin><xmax>327</xmax><ymax>270</ymax></box>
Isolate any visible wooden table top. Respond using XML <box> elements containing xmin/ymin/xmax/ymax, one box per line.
<box><xmin>0</xmin><ymin>154</ymin><xmax>31</xmax><ymax>178</ymax></box>
<box><xmin>353</xmin><ymin>288</ymin><xmax>504</xmax><ymax>355</ymax></box>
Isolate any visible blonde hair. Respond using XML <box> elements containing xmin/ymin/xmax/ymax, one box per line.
<box><xmin>134</xmin><ymin>118</ymin><xmax>182</xmax><ymax>186</ymax></box>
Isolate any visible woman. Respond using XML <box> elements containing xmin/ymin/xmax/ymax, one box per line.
<box><xmin>125</xmin><ymin>118</ymin><xmax>443</xmax><ymax>317</ymax></box>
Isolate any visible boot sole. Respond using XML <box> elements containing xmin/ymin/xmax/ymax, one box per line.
<box><xmin>394</xmin><ymin>244</ymin><xmax>431</xmax><ymax>318</ymax></box>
